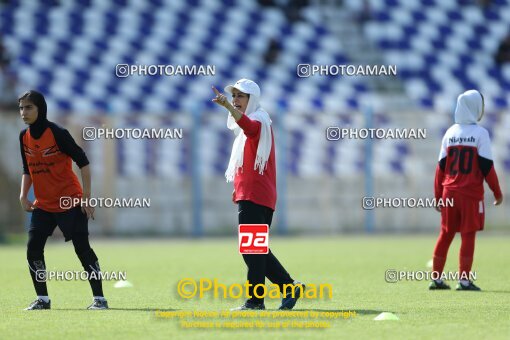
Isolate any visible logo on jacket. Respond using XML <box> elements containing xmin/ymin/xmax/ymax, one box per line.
<box><xmin>23</xmin><ymin>145</ymin><xmax>36</xmax><ymax>157</ymax></box>
<box><xmin>24</xmin><ymin>144</ymin><xmax>60</xmax><ymax>157</ymax></box>
<box><xmin>41</xmin><ymin>145</ymin><xmax>60</xmax><ymax>157</ymax></box>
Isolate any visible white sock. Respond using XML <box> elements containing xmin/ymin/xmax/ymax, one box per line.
<box><xmin>38</xmin><ymin>296</ymin><xmax>50</xmax><ymax>303</ymax></box>
<box><xmin>434</xmin><ymin>279</ymin><xmax>444</xmax><ymax>284</ymax></box>
<box><xmin>459</xmin><ymin>280</ymin><xmax>470</xmax><ymax>286</ymax></box>
<box><xmin>94</xmin><ymin>296</ymin><xmax>106</xmax><ymax>301</ymax></box>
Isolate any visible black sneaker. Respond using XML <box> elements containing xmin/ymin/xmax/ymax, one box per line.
<box><xmin>429</xmin><ymin>280</ymin><xmax>451</xmax><ymax>290</ymax></box>
<box><xmin>87</xmin><ymin>298</ymin><xmax>109</xmax><ymax>310</ymax></box>
<box><xmin>456</xmin><ymin>281</ymin><xmax>481</xmax><ymax>291</ymax></box>
<box><xmin>230</xmin><ymin>301</ymin><xmax>265</xmax><ymax>311</ymax></box>
<box><xmin>279</xmin><ymin>281</ymin><xmax>305</xmax><ymax>310</ymax></box>
<box><xmin>25</xmin><ymin>299</ymin><xmax>51</xmax><ymax>310</ymax></box>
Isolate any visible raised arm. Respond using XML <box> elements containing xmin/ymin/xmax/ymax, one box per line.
<box><xmin>211</xmin><ymin>86</ymin><xmax>261</xmax><ymax>137</ymax></box>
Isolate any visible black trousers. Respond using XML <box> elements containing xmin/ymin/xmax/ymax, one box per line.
<box><xmin>238</xmin><ymin>200</ymin><xmax>293</xmax><ymax>303</ymax></box>
<box><xmin>27</xmin><ymin>206</ymin><xmax>103</xmax><ymax>297</ymax></box>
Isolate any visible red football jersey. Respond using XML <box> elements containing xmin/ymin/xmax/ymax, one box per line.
<box><xmin>438</xmin><ymin>128</ymin><xmax>490</xmax><ymax>200</ymax></box>
<box><xmin>434</xmin><ymin>90</ymin><xmax>501</xmax><ymax>202</ymax></box>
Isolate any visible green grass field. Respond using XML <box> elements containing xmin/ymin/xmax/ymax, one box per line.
<box><xmin>1</xmin><ymin>235</ymin><xmax>509</xmax><ymax>339</ymax></box>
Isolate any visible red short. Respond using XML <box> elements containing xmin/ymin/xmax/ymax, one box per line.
<box><xmin>440</xmin><ymin>190</ymin><xmax>485</xmax><ymax>233</ymax></box>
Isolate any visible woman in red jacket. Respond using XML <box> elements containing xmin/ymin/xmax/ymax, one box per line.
<box><xmin>212</xmin><ymin>79</ymin><xmax>303</xmax><ymax>310</ymax></box>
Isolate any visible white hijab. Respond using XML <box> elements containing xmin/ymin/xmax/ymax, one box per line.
<box><xmin>225</xmin><ymin>83</ymin><xmax>272</xmax><ymax>182</ymax></box>
<box><xmin>454</xmin><ymin>89</ymin><xmax>484</xmax><ymax>124</ymax></box>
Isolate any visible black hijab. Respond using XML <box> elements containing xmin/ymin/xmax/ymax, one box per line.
<box><xmin>19</xmin><ymin>90</ymin><xmax>49</xmax><ymax>139</ymax></box>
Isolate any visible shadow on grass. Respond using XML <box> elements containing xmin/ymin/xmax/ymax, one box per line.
<box><xmin>52</xmin><ymin>308</ymin><xmax>391</xmax><ymax>315</ymax></box>
<box><xmin>53</xmin><ymin>308</ymin><xmax>180</xmax><ymax>312</ymax></box>
<box><xmin>481</xmin><ymin>290</ymin><xmax>510</xmax><ymax>294</ymax></box>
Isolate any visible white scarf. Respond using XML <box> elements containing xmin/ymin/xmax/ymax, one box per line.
<box><xmin>225</xmin><ymin>96</ymin><xmax>272</xmax><ymax>182</ymax></box>
<box><xmin>454</xmin><ymin>90</ymin><xmax>484</xmax><ymax>124</ymax></box>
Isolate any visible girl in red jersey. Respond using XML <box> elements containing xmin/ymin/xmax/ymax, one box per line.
<box><xmin>430</xmin><ymin>90</ymin><xmax>503</xmax><ymax>291</ymax></box>
<box><xmin>212</xmin><ymin>79</ymin><xmax>303</xmax><ymax>310</ymax></box>
<box><xmin>19</xmin><ymin>90</ymin><xmax>107</xmax><ymax>309</ymax></box>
